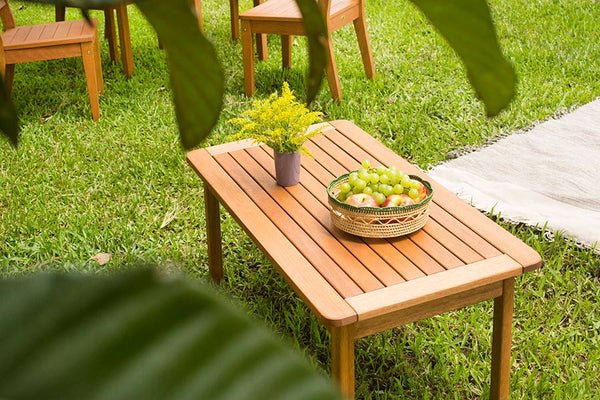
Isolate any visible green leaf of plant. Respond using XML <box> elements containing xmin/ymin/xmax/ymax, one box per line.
<box><xmin>0</xmin><ymin>77</ymin><xmax>18</xmax><ymax>147</ymax></box>
<box><xmin>135</xmin><ymin>0</ymin><xmax>224</xmax><ymax>149</ymax></box>
<box><xmin>0</xmin><ymin>268</ymin><xmax>342</xmax><ymax>400</ymax></box>
<box><xmin>294</xmin><ymin>0</ymin><xmax>327</xmax><ymax>104</ymax></box>
<box><xmin>410</xmin><ymin>0</ymin><xmax>516</xmax><ymax>116</ymax></box>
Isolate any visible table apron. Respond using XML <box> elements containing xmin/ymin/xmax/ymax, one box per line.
<box><xmin>353</xmin><ymin>281</ymin><xmax>503</xmax><ymax>339</ymax></box>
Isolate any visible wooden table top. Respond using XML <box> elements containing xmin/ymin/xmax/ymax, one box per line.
<box><xmin>187</xmin><ymin>120</ymin><xmax>542</xmax><ymax>330</ymax></box>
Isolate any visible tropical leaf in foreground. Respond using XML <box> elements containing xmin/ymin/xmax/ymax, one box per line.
<box><xmin>0</xmin><ymin>268</ymin><xmax>342</xmax><ymax>400</ymax></box>
<box><xmin>411</xmin><ymin>0</ymin><xmax>516</xmax><ymax>117</ymax></box>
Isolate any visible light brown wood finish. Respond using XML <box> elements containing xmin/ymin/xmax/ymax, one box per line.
<box><xmin>187</xmin><ymin>147</ymin><xmax>358</xmax><ymax>326</ymax></box>
<box><xmin>490</xmin><ymin>278</ymin><xmax>515</xmax><ymax>400</ymax></box>
<box><xmin>56</xmin><ymin>0</ymin><xmax>204</xmax><ymax>78</ymax></box>
<box><xmin>186</xmin><ymin>120</ymin><xmax>542</xmax><ymax>398</ymax></box>
<box><xmin>55</xmin><ymin>2</ymin><xmax>133</xmax><ymax>77</ymax></box>
<box><xmin>346</xmin><ymin>255</ymin><xmax>521</xmax><ymax>320</ymax></box>
<box><xmin>1</xmin><ymin>1</ymin><xmax>103</xmax><ymax>120</ymax></box>
<box><xmin>204</xmin><ymin>183</ymin><xmax>224</xmax><ymax>283</ymax></box>
<box><xmin>115</xmin><ymin>4</ymin><xmax>133</xmax><ymax>77</ymax></box>
<box><xmin>239</xmin><ymin>0</ymin><xmax>375</xmax><ymax>100</ymax></box>
<box><xmin>331</xmin><ymin>324</ymin><xmax>355</xmax><ymax>400</ymax></box>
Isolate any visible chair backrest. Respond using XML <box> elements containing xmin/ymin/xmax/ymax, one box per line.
<box><xmin>0</xmin><ymin>0</ymin><xmax>16</xmax><ymax>31</ymax></box>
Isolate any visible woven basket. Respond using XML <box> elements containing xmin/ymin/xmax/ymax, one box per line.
<box><xmin>327</xmin><ymin>173</ymin><xmax>434</xmax><ymax>238</ymax></box>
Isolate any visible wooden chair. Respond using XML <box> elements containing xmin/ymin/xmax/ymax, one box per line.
<box><xmin>56</xmin><ymin>0</ymin><xmax>203</xmax><ymax>78</ymax></box>
<box><xmin>239</xmin><ymin>0</ymin><xmax>375</xmax><ymax>100</ymax></box>
<box><xmin>56</xmin><ymin>2</ymin><xmax>134</xmax><ymax>77</ymax></box>
<box><xmin>0</xmin><ymin>0</ymin><xmax>103</xmax><ymax>120</ymax></box>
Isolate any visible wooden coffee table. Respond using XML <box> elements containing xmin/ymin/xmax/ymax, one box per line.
<box><xmin>186</xmin><ymin>120</ymin><xmax>542</xmax><ymax>399</ymax></box>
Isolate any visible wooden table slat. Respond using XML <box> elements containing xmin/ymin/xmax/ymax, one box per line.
<box><xmin>330</xmin><ymin>120</ymin><xmax>542</xmax><ymax>271</ymax></box>
<box><xmin>406</xmin><ymin>229</ymin><xmax>464</xmax><ymax>269</ymax></box>
<box><xmin>421</xmin><ymin>218</ymin><xmax>486</xmax><ymax>264</ymax></box>
<box><xmin>428</xmin><ymin>203</ymin><xmax>504</xmax><ymax>259</ymax></box>
<box><xmin>186</xmin><ymin>149</ymin><xmax>358</xmax><ymax>326</ymax></box>
<box><xmin>385</xmin><ymin>234</ymin><xmax>448</xmax><ymax>274</ymax></box>
<box><xmin>214</xmin><ymin>152</ymin><xmax>365</xmax><ymax>297</ymax></box>
<box><xmin>246</xmin><ymin>145</ymin><xmax>407</xmax><ymax>287</ymax></box>
<box><xmin>228</xmin><ymin>149</ymin><xmax>385</xmax><ymax>292</ymax></box>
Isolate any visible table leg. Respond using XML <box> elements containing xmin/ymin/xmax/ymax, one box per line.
<box><xmin>331</xmin><ymin>325</ymin><xmax>355</xmax><ymax>400</ymax></box>
<box><xmin>490</xmin><ymin>277</ymin><xmax>514</xmax><ymax>400</ymax></box>
<box><xmin>204</xmin><ymin>185</ymin><xmax>223</xmax><ymax>283</ymax></box>
<box><xmin>116</xmin><ymin>4</ymin><xmax>134</xmax><ymax>78</ymax></box>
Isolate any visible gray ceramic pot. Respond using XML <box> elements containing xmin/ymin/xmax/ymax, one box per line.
<box><xmin>274</xmin><ymin>150</ymin><xmax>301</xmax><ymax>186</ymax></box>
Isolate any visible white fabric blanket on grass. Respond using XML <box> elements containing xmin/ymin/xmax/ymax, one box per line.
<box><xmin>428</xmin><ymin>99</ymin><xmax>600</xmax><ymax>252</ymax></box>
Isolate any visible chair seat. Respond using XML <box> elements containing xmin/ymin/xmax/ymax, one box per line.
<box><xmin>240</xmin><ymin>0</ymin><xmax>355</xmax><ymax>22</ymax></box>
<box><xmin>3</xmin><ymin>19</ymin><xmax>96</xmax><ymax>51</ymax></box>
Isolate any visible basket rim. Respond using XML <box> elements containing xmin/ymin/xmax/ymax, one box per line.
<box><xmin>327</xmin><ymin>171</ymin><xmax>434</xmax><ymax>213</ymax></box>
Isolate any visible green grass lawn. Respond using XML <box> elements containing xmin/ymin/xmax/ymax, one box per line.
<box><xmin>2</xmin><ymin>0</ymin><xmax>600</xmax><ymax>398</ymax></box>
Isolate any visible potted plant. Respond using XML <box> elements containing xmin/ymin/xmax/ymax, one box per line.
<box><xmin>229</xmin><ymin>82</ymin><xmax>324</xmax><ymax>186</ymax></box>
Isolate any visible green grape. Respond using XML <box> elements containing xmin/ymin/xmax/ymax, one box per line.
<box><xmin>358</xmin><ymin>168</ymin><xmax>370</xmax><ymax>181</ymax></box>
<box><xmin>337</xmin><ymin>192</ymin><xmax>347</xmax><ymax>202</ymax></box>
<box><xmin>368</xmin><ymin>184</ymin><xmax>379</xmax><ymax>193</ymax></box>
<box><xmin>363</xmin><ymin>186</ymin><xmax>373</xmax><ymax>195</ymax></box>
<box><xmin>393</xmin><ymin>184</ymin><xmax>404</xmax><ymax>194</ymax></box>
<box><xmin>410</xmin><ymin>180</ymin><xmax>421</xmax><ymax>189</ymax></box>
<box><xmin>380</xmin><ymin>174</ymin><xmax>391</xmax><ymax>185</ymax></box>
<box><xmin>352</xmin><ymin>185</ymin><xmax>363</xmax><ymax>194</ymax></box>
<box><xmin>376</xmin><ymin>166</ymin><xmax>387</xmax><ymax>175</ymax></box>
<box><xmin>369</xmin><ymin>173</ymin><xmax>380</xmax><ymax>184</ymax></box>
<box><xmin>340</xmin><ymin>182</ymin><xmax>352</xmax><ymax>194</ymax></box>
<box><xmin>361</xmin><ymin>159</ymin><xmax>371</xmax><ymax>169</ymax></box>
<box><xmin>348</xmin><ymin>172</ymin><xmax>359</xmax><ymax>186</ymax></box>
<box><xmin>408</xmin><ymin>188</ymin><xmax>419</xmax><ymax>199</ymax></box>
<box><xmin>388</xmin><ymin>171</ymin><xmax>399</xmax><ymax>185</ymax></box>
<box><xmin>401</xmin><ymin>176</ymin><xmax>412</xmax><ymax>188</ymax></box>
<box><xmin>354</xmin><ymin>178</ymin><xmax>367</xmax><ymax>191</ymax></box>
<box><xmin>381</xmin><ymin>185</ymin><xmax>393</xmax><ymax>197</ymax></box>
<box><xmin>373</xmin><ymin>192</ymin><xmax>386</xmax><ymax>205</ymax></box>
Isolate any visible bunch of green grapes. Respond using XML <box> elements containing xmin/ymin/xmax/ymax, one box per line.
<box><xmin>337</xmin><ymin>160</ymin><xmax>423</xmax><ymax>205</ymax></box>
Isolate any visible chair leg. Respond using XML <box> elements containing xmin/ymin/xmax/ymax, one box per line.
<box><xmin>55</xmin><ymin>5</ymin><xmax>66</xmax><ymax>21</ymax></box>
<box><xmin>282</xmin><ymin>35</ymin><xmax>292</xmax><ymax>69</ymax></box>
<box><xmin>229</xmin><ymin>0</ymin><xmax>239</xmax><ymax>40</ymax></box>
<box><xmin>190</xmin><ymin>0</ymin><xmax>203</xmax><ymax>32</ymax></box>
<box><xmin>93</xmin><ymin>31</ymin><xmax>104</xmax><ymax>94</ymax></box>
<box><xmin>324</xmin><ymin>35</ymin><xmax>342</xmax><ymax>101</ymax></box>
<box><xmin>104</xmin><ymin>8</ymin><xmax>119</xmax><ymax>64</ymax></box>
<box><xmin>81</xmin><ymin>42</ymin><xmax>101</xmax><ymax>121</ymax></box>
<box><xmin>253</xmin><ymin>0</ymin><xmax>267</xmax><ymax>61</ymax></box>
<box><xmin>353</xmin><ymin>14</ymin><xmax>375</xmax><ymax>79</ymax></box>
<box><xmin>4</xmin><ymin>64</ymin><xmax>15</xmax><ymax>94</ymax></box>
<box><xmin>116</xmin><ymin>4</ymin><xmax>134</xmax><ymax>77</ymax></box>
<box><xmin>331</xmin><ymin>325</ymin><xmax>355</xmax><ymax>400</ymax></box>
<box><xmin>241</xmin><ymin>20</ymin><xmax>255</xmax><ymax>97</ymax></box>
